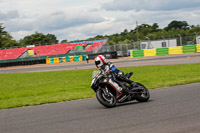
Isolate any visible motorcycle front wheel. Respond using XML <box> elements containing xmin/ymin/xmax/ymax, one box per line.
<box><xmin>135</xmin><ymin>82</ymin><xmax>150</xmax><ymax>102</ymax></box>
<box><xmin>96</xmin><ymin>88</ymin><xmax>117</xmax><ymax>108</ymax></box>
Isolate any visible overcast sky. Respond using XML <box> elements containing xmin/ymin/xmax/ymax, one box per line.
<box><xmin>0</xmin><ymin>0</ymin><xmax>200</xmax><ymax>41</ymax></box>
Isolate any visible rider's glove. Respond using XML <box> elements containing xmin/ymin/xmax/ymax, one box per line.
<box><xmin>106</xmin><ymin>70</ymin><xmax>111</xmax><ymax>75</ymax></box>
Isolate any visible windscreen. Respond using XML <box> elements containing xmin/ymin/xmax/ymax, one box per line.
<box><xmin>92</xmin><ymin>70</ymin><xmax>100</xmax><ymax>79</ymax></box>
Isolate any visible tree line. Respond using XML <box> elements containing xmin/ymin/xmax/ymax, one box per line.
<box><xmin>87</xmin><ymin>20</ymin><xmax>200</xmax><ymax>45</ymax></box>
<box><xmin>0</xmin><ymin>20</ymin><xmax>200</xmax><ymax>49</ymax></box>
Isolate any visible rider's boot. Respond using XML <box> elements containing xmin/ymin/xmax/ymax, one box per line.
<box><xmin>124</xmin><ymin>77</ymin><xmax>136</xmax><ymax>89</ymax></box>
<box><xmin>129</xmin><ymin>82</ymin><xmax>137</xmax><ymax>89</ymax></box>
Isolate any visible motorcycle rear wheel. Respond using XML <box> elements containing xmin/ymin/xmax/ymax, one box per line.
<box><xmin>135</xmin><ymin>82</ymin><xmax>150</xmax><ymax>102</ymax></box>
<box><xmin>96</xmin><ymin>88</ymin><xmax>117</xmax><ymax>108</ymax></box>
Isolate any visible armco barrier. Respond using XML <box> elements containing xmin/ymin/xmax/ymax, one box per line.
<box><xmin>82</xmin><ymin>55</ymin><xmax>87</xmax><ymax>61</ymax></box>
<box><xmin>169</xmin><ymin>46</ymin><xmax>183</xmax><ymax>55</ymax></box>
<box><xmin>74</xmin><ymin>56</ymin><xmax>79</xmax><ymax>61</ymax></box>
<box><xmin>46</xmin><ymin>58</ymin><xmax>50</xmax><ymax>64</ymax></box>
<box><xmin>54</xmin><ymin>58</ymin><xmax>59</xmax><ymax>63</ymax></box>
<box><xmin>62</xmin><ymin>57</ymin><xmax>66</xmax><ymax>62</ymax></box>
<box><xmin>69</xmin><ymin>56</ymin><xmax>74</xmax><ymax>62</ymax></box>
<box><xmin>196</xmin><ymin>44</ymin><xmax>200</xmax><ymax>52</ymax></box>
<box><xmin>130</xmin><ymin>44</ymin><xmax>199</xmax><ymax>58</ymax></box>
<box><xmin>66</xmin><ymin>57</ymin><xmax>70</xmax><ymax>62</ymax></box>
<box><xmin>156</xmin><ymin>48</ymin><xmax>169</xmax><ymax>56</ymax></box>
<box><xmin>144</xmin><ymin>49</ymin><xmax>156</xmax><ymax>57</ymax></box>
<box><xmin>182</xmin><ymin>45</ymin><xmax>196</xmax><ymax>54</ymax></box>
<box><xmin>45</xmin><ymin>55</ymin><xmax>87</xmax><ymax>64</ymax></box>
<box><xmin>59</xmin><ymin>57</ymin><xmax>63</xmax><ymax>63</ymax></box>
<box><xmin>132</xmin><ymin>50</ymin><xmax>144</xmax><ymax>57</ymax></box>
<box><xmin>130</xmin><ymin>50</ymin><xmax>133</xmax><ymax>57</ymax></box>
<box><xmin>50</xmin><ymin>58</ymin><xmax>54</xmax><ymax>64</ymax></box>
<box><xmin>79</xmin><ymin>55</ymin><xmax>83</xmax><ymax>61</ymax></box>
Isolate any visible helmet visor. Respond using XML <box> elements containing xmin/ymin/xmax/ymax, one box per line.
<box><xmin>95</xmin><ymin>60</ymin><xmax>100</xmax><ymax>66</ymax></box>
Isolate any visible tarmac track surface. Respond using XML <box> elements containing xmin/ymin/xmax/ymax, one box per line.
<box><xmin>0</xmin><ymin>53</ymin><xmax>200</xmax><ymax>73</ymax></box>
<box><xmin>0</xmin><ymin>83</ymin><xmax>200</xmax><ymax>133</ymax></box>
<box><xmin>0</xmin><ymin>53</ymin><xmax>200</xmax><ymax>133</ymax></box>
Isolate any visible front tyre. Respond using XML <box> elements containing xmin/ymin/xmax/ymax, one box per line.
<box><xmin>135</xmin><ymin>82</ymin><xmax>150</xmax><ymax>102</ymax></box>
<box><xmin>96</xmin><ymin>89</ymin><xmax>117</xmax><ymax>108</ymax></box>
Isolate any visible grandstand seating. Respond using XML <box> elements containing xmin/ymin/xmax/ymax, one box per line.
<box><xmin>29</xmin><ymin>43</ymin><xmax>72</xmax><ymax>56</ymax></box>
<box><xmin>84</xmin><ymin>40</ymin><xmax>106</xmax><ymax>52</ymax></box>
<box><xmin>0</xmin><ymin>40</ymin><xmax>107</xmax><ymax>60</ymax></box>
<box><xmin>0</xmin><ymin>48</ymin><xmax>27</xmax><ymax>60</ymax></box>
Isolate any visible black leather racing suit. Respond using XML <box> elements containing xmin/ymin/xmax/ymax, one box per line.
<box><xmin>100</xmin><ymin>62</ymin><xmax>133</xmax><ymax>90</ymax></box>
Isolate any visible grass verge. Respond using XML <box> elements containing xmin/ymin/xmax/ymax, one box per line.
<box><xmin>0</xmin><ymin>63</ymin><xmax>200</xmax><ymax>109</ymax></box>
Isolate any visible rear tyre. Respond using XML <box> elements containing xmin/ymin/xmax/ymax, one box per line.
<box><xmin>96</xmin><ymin>89</ymin><xmax>117</xmax><ymax>108</ymax></box>
<box><xmin>135</xmin><ymin>82</ymin><xmax>150</xmax><ymax>102</ymax></box>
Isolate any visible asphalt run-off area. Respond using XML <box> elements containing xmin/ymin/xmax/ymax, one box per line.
<box><xmin>0</xmin><ymin>83</ymin><xmax>200</xmax><ymax>133</ymax></box>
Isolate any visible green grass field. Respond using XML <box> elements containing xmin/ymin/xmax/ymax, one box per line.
<box><xmin>0</xmin><ymin>63</ymin><xmax>200</xmax><ymax>109</ymax></box>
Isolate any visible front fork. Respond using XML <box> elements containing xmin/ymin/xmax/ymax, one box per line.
<box><xmin>102</xmin><ymin>87</ymin><xmax>110</xmax><ymax>97</ymax></box>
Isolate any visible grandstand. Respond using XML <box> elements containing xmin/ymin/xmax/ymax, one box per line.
<box><xmin>0</xmin><ymin>39</ymin><xmax>107</xmax><ymax>67</ymax></box>
<box><xmin>0</xmin><ymin>47</ymin><xmax>27</xmax><ymax>60</ymax></box>
<box><xmin>84</xmin><ymin>40</ymin><xmax>106</xmax><ymax>52</ymax></box>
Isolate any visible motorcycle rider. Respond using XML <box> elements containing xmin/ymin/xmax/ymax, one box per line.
<box><xmin>94</xmin><ymin>55</ymin><xmax>135</xmax><ymax>93</ymax></box>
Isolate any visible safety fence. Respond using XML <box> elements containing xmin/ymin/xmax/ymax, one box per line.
<box><xmin>196</xmin><ymin>44</ymin><xmax>200</xmax><ymax>53</ymax></box>
<box><xmin>130</xmin><ymin>44</ymin><xmax>200</xmax><ymax>58</ymax></box>
<box><xmin>46</xmin><ymin>55</ymin><xmax>87</xmax><ymax>64</ymax></box>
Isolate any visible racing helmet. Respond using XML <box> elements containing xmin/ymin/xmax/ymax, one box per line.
<box><xmin>95</xmin><ymin>55</ymin><xmax>106</xmax><ymax>68</ymax></box>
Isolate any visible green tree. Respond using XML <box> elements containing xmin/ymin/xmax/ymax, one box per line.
<box><xmin>0</xmin><ymin>23</ymin><xmax>18</xmax><ymax>48</ymax></box>
<box><xmin>152</xmin><ymin>23</ymin><xmax>160</xmax><ymax>32</ymax></box>
<box><xmin>164</xmin><ymin>20</ymin><xmax>189</xmax><ymax>31</ymax></box>
<box><xmin>46</xmin><ymin>34</ymin><xmax>59</xmax><ymax>44</ymax></box>
<box><xmin>60</xmin><ymin>39</ymin><xmax>68</xmax><ymax>44</ymax></box>
<box><xmin>121</xmin><ymin>29</ymin><xmax>128</xmax><ymax>36</ymax></box>
<box><xmin>20</xmin><ymin>32</ymin><xmax>58</xmax><ymax>46</ymax></box>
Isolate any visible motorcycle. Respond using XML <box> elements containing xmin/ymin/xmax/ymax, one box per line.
<box><xmin>91</xmin><ymin>70</ymin><xmax>150</xmax><ymax>108</ymax></box>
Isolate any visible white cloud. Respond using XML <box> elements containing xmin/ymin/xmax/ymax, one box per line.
<box><xmin>3</xmin><ymin>17</ymin><xmax>34</xmax><ymax>32</ymax></box>
<box><xmin>50</xmin><ymin>17</ymin><xmax>117</xmax><ymax>41</ymax></box>
<box><xmin>10</xmin><ymin>31</ymin><xmax>33</xmax><ymax>41</ymax></box>
<box><xmin>0</xmin><ymin>10</ymin><xmax>19</xmax><ymax>20</ymax></box>
<box><xmin>34</xmin><ymin>10</ymin><xmax>105</xmax><ymax>32</ymax></box>
<box><xmin>102</xmin><ymin>0</ymin><xmax>200</xmax><ymax>11</ymax></box>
